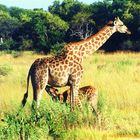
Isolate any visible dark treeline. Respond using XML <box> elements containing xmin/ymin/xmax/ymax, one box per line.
<box><xmin>0</xmin><ymin>0</ymin><xmax>140</xmax><ymax>53</ymax></box>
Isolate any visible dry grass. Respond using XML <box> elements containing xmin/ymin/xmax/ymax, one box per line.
<box><xmin>0</xmin><ymin>51</ymin><xmax>140</xmax><ymax>139</ymax></box>
<box><xmin>0</xmin><ymin>51</ymin><xmax>140</xmax><ymax>111</ymax></box>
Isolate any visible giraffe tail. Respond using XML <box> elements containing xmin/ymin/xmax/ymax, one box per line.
<box><xmin>21</xmin><ymin>68</ymin><xmax>31</xmax><ymax>107</ymax></box>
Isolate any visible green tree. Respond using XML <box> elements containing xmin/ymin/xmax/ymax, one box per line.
<box><xmin>0</xmin><ymin>11</ymin><xmax>20</xmax><ymax>38</ymax></box>
<box><xmin>111</xmin><ymin>0</ymin><xmax>140</xmax><ymax>51</ymax></box>
<box><xmin>0</xmin><ymin>10</ymin><xmax>20</xmax><ymax>50</ymax></box>
<box><xmin>0</xmin><ymin>0</ymin><xmax>140</xmax><ymax>52</ymax></box>
<box><xmin>49</xmin><ymin>0</ymin><xmax>82</xmax><ymax>21</ymax></box>
<box><xmin>67</xmin><ymin>11</ymin><xmax>95</xmax><ymax>42</ymax></box>
<box><xmin>0</xmin><ymin>4</ymin><xmax>9</xmax><ymax>12</ymax></box>
<box><xmin>29</xmin><ymin>11</ymin><xmax>69</xmax><ymax>53</ymax></box>
<box><xmin>90</xmin><ymin>0</ymin><xmax>113</xmax><ymax>25</ymax></box>
<box><xmin>9</xmin><ymin>7</ymin><xmax>33</xmax><ymax>23</ymax></box>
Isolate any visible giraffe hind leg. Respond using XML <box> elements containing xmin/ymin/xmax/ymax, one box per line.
<box><xmin>31</xmin><ymin>69</ymin><xmax>49</xmax><ymax>109</ymax></box>
<box><xmin>32</xmin><ymin>88</ymin><xmax>45</xmax><ymax>110</ymax></box>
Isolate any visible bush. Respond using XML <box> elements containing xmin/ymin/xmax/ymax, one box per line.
<box><xmin>133</xmin><ymin>40</ymin><xmax>140</xmax><ymax>51</ymax></box>
<box><xmin>20</xmin><ymin>39</ymin><xmax>33</xmax><ymax>50</ymax></box>
<box><xmin>0</xmin><ymin>100</ymin><xmax>97</xmax><ymax>139</ymax></box>
<box><xmin>1</xmin><ymin>94</ymin><xmax>139</xmax><ymax>139</ymax></box>
<box><xmin>0</xmin><ymin>63</ymin><xmax>13</xmax><ymax>76</ymax></box>
<box><xmin>10</xmin><ymin>51</ymin><xmax>23</xmax><ymax>58</ymax></box>
<box><xmin>121</xmin><ymin>40</ymin><xmax>140</xmax><ymax>51</ymax></box>
<box><xmin>95</xmin><ymin>92</ymin><xmax>113</xmax><ymax>130</ymax></box>
<box><xmin>50</xmin><ymin>42</ymin><xmax>66</xmax><ymax>54</ymax></box>
<box><xmin>0</xmin><ymin>38</ymin><xmax>15</xmax><ymax>51</ymax></box>
<box><xmin>121</xmin><ymin>40</ymin><xmax>133</xmax><ymax>50</ymax></box>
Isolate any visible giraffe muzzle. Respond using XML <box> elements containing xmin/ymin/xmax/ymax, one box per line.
<box><xmin>126</xmin><ymin>29</ymin><xmax>131</xmax><ymax>35</ymax></box>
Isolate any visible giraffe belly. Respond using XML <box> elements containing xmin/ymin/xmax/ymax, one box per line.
<box><xmin>48</xmin><ymin>73</ymin><xmax>69</xmax><ymax>87</ymax></box>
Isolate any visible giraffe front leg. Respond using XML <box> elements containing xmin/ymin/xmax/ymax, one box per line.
<box><xmin>70</xmin><ymin>84</ymin><xmax>82</xmax><ymax>111</ymax></box>
<box><xmin>69</xmin><ymin>63</ymin><xmax>83</xmax><ymax>111</ymax></box>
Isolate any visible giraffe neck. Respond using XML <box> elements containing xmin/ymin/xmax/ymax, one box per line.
<box><xmin>65</xmin><ymin>25</ymin><xmax>116</xmax><ymax>63</ymax></box>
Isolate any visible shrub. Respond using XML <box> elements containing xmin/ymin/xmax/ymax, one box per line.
<box><xmin>121</xmin><ymin>40</ymin><xmax>133</xmax><ymax>50</ymax></box>
<box><xmin>50</xmin><ymin>42</ymin><xmax>66</xmax><ymax>55</ymax></box>
<box><xmin>20</xmin><ymin>39</ymin><xmax>33</xmax><ymax>50</ymax></box>
<box><xmin>10</xmin><ymin>51</ymin><xmax>23</xmax><ymax>58</ymax></box>
<box><xmin>0</xmin><ymin>100</ymin><xmax>97</xmax><ymax>139</ymax></box>
<box><xmin>0</xmin><ymin>38</ymin><xmax>15</xmax><ymax>51</ymax></box>
<box><xmin>95</xmin><ymin>92</ymin><xmax>114</xmax><ymax>130</ymax></box>
<box><xmin>0</xmin><ymin>93</ymin><xmax>115</xmax><ymax>140</ymax></box>
<box><xmin>0</xmin><ymin>63</ymin><xmax>13</xmax><ymax>76</ymax></box>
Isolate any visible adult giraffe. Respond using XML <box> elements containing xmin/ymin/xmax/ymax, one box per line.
<box><xmin>21</xmin><ymin>17</ymin><xmax>131</xmax><ymax>109</ymax></box>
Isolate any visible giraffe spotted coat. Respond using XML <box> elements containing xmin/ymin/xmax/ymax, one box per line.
<box><xmin>47</xmin><ymin>85</ymin><xmax>98</xmax><ymax>112</ymax></box>
<box><xmin>21</xmin><ymin>17</ymin><xmax>131</xmax><ymax>109</ymax></box>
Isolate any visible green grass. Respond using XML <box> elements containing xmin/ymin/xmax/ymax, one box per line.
<box><xmin>0</xmin><ymin>51</ymin><xmax>140</xmax><ymax>139</ymax></box>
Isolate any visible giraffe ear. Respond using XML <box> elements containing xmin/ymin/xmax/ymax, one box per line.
<box><xmin>115</xmin><ymin>17</ymin><xmax>120</xmax><ymax>21</ymax></box>
<box><xmin>117</xmin><ymin>17</ymin><xmax>120</xmax><ymax>20</ymax></box>
<box><xmin>114</xmin><ymin>17</ymin><xmax>119</xmax><ymax>25</ymax></box>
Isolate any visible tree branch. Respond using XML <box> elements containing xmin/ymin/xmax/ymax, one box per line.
<box><xmin>70</xmin><ymin>22</ymin><xmax>94</xmax><ymax>40</ymax></box>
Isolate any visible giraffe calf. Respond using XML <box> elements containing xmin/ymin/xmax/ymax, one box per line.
<box><xmin>46</xmin><ymin>85</ymin><xmax>98</xmax><ymax>113</ymax></box>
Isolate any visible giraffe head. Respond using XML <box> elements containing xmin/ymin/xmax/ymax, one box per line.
<box><xmin>113</xmin><ymin>17</ymin><xmax>131</xmax><ymax>34</ymax></box>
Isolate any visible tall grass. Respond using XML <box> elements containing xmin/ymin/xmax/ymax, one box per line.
<box><xmin>0</xmin><ymin>51</ymin><xmax>140</xmax><ymax>139</ymax></box>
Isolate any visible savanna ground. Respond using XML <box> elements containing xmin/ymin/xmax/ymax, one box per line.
<box><xmin>0</xmin><ymin>51</ymin><xmax>140</xmax><ymax>140</ymax></box>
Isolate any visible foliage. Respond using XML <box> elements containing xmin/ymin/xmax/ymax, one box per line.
<box><xmin>0</xmin><ymin>11</ymin><xmax>20</xmax><ymax>38</ymax></box>
<box><xmin>0</xmin><ymin>0</ymin><xmax>140</xmax><ymax>52</ymax></box>
<box><xmin>0</xmin><ymin>100</ymin><xmax>95</xmax><ymax>139</ymax></box>
<box><xmin>0</xmin><ymin>38</ymin><xmax>15</xmax><ymax>50</ymax></box>
<box><xmin>50</xmin><ymin>42</ymin><xmax>66</xmax><ymax>54</ymax></box>
<box><xmin>49</xmin><ymin>0</ymin><xmax>83</xmax><ymax>21</ymax></box>
<box><xmin>0</xmin><ymin>90</ymin><xmax>120</xmax><ymax>140</ymax></box>
<box><xmin>1</xmin><ymin>94</ymin><xmax>140</xmax><ymax>139</ymax></box>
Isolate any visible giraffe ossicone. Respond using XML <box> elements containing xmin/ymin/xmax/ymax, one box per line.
<box><xmin>21</xmin><ymin>17</ymin><xmax>131</xmax><ymax>110</ymax></box>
